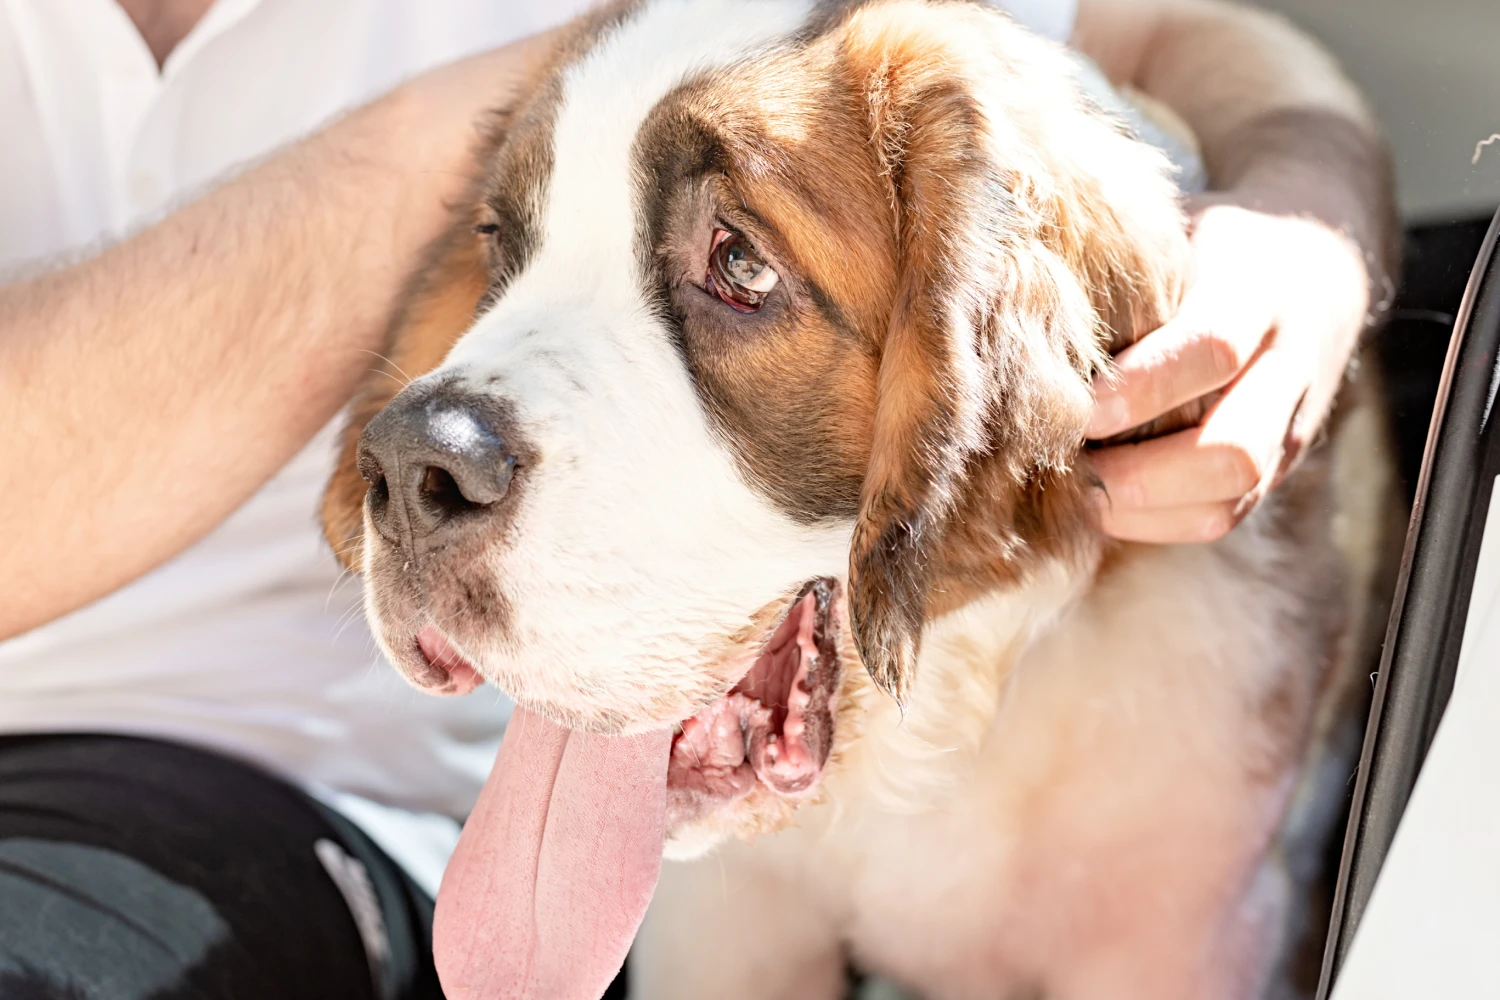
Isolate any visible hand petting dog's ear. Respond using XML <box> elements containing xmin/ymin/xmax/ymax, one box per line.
<box><xmin>1088</xmin><ymin>196</ymin><xmax>1373</xmax><ymax>544</ymax></box>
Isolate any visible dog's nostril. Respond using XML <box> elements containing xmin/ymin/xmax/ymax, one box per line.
<box><xmin>357</xmin><ymin>448</ymin><xmax>383</xmax><ymax>485</ymax></box>
<box><xmin>356</xmin><ymin>446</ymin><xmax>393</xmax><ymax>524</ymax></box>
<box><xmin>419</xmin><ymin>465</ymin><xmax>484</xmax><ymax>519</ymax></box>
<box><xmin>369</xmin><ymin>473</ymin><xmax>390</xmax><ymax>511</ymax></box>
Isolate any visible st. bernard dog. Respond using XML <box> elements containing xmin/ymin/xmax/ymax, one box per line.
<box><xmin>321</xmin><ymin>0</ymin><xmax>1392</xmax><ymax>997</ymax></box>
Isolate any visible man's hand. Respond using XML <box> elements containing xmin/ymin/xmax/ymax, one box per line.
<box><xmin>1073</xmin><ymin>0</ymin><xmax>1395</xmax><ymax>544</ymax></box>
<box><xmin>1087</xmin><ymin>196</ymin><xmax>1371</xmax><ymax>543</ymax></box>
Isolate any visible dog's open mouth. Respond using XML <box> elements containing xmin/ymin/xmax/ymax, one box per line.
<box><xmin>428</xmin><ymin>579</ymin><xmax>844</xmax><ymax>998</ymax></box>
<box><xmin>666</xmin><ymin>577</ymin><xmax>841</xmax><ymax>828</ymax></box>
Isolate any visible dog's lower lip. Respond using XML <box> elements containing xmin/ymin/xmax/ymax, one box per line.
<box><xmin>415</xmin><ymin>626</ymin><xmax>483</xmax><ymax>695</ymax></box>
<box><xmin>665</xmin><ymin>577</ymin><xmax>840</xmax><ymax>825</ymax></box>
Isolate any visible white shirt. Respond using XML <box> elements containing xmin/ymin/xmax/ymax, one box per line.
<box><xmin>0</xmin><ymin>0</ymin><xmax>1076</xmax><ymax>891</ymax></box>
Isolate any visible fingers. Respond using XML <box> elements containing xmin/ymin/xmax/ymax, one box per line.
<box><xmin>1094</xmin><ymin>501</ymin><xmax>1240</xmax><ymax>544</ymax></box>
<box><xmin>1084</xmin><ymin>203</ymin><xmax>1369</xmax><ymax>545</ymax></box>
<box><xmin>1088</xmin><ymin>300</ymin><xmax>1274</xmax><ymax>440</ymax></box>
<box><xmin>1089</xmin><ymin>426</ymin><xmax>1263</xmax><ymax>510</ymax></box>
<box><xmin>1194</xmin><ymin>339</ymin><xmax>1310</xmax><ymax>503</ymax></box>
<box><xmin>1091</xmin><ymin>345</ymin><xmax>1311</xmax><ymax>543</ymax></box>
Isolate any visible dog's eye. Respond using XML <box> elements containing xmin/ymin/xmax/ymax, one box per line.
<box><xmin>707</xmin><ymin>229</ymin><xmax>778</xmax><ymax>312</ymax></box>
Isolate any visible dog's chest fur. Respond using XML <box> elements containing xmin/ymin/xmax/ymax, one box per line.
<box><xmin>641</xmin><ymin>433</ymin><xmax>1375</xmax><ymax>998</ymax></box>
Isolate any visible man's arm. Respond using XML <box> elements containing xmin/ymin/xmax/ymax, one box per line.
<box><xmin>1077</xmin><ymin>0</ymin><xmax>1389</xmax><ymax>257</ymax></box>
<box><xmin>1073</xmin><ymin>0</ymin><xmax>1396</xmax><ymax>542</ymax></box>
<box><xmin>0</xmin><ymin>34</ymin><xmax>554</xmax><ymax>641</ymax></box>
<box><xmin>1077</xmin><ymin>0</ymin><xmax>1371</xmax><ymax>172</ymax></box>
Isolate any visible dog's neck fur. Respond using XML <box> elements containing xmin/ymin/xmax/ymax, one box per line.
<box><xmin>834</xmin><ymin>546</ymin><xmax>1102</xmax><ymax>816</ymax></box>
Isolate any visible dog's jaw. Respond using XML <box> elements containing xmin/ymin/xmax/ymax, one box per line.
<box><xmin>663</xmin><ymin>579</ymin><xmax>843</xmax><ymax>851</ymax></box>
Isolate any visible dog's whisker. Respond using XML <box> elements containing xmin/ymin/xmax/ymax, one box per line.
<box><xmin>356</xmin><ymin>348</ymin><xmax>416</xmax><ymax>386</ymax></box>
<box><xmin>367</xmin><ymin>367</ymin><xmax>410</xmax><ymax>391</ymax></box>
<box><xmin>329</xmin><ymin>603</ymin><xmax>372</xmax><ymax>644</ymax></box>
<box><xmin>324</xmin><ymin>567</ymin><xmax>359</xmax><ymax>611</ymax></box>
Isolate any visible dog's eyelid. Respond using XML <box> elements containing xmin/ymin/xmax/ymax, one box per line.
<box><xmin>473</xmin><ymin>223</ymin><xmax>501</xmax><ymax>236</ymax></box>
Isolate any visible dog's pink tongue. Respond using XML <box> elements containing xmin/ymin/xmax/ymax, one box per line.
<box><xmin>434</xmin><ymin>706</ymin><xmax>671</xmax><ymax>999</ymax></box>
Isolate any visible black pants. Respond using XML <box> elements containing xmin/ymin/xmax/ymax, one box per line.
<box><xmin>0</xmin><ymin>734</ymin><xmax>443</xmax><ymax>1000</ymax></box>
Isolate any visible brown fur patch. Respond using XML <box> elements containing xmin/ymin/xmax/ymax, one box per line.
<box><xmin>633</xmin><ymin>57</ymin><xmax>894</xmax><ymax>522</ymax></box>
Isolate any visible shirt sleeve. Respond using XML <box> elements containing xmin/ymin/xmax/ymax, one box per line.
<box><xmin>986</xmin><ymin>0</ymin><xmax>1078</xmax><ymax>43</ymax></box>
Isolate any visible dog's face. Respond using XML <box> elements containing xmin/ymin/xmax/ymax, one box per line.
<box><xmin>324</xmin><ymin>0</ymin><xmax>1187</xmax><ymax>853</ymax></box>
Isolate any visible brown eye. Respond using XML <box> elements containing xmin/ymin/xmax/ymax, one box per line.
<box><xmin>706</xmin><ymin>229</ymin><xmax>779</xmax><ymax>312</ymax></box>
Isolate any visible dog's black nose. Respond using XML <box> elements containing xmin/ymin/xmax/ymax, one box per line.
<box><xmin>357</xmin><ymin>385</ymin><xmax>522</xmax><ymax>554</ymax></box>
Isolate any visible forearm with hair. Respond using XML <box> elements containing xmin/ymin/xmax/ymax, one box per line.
<box><xmin>1073</xmin><ymin>0</ymin><xmax>1396</xmax><ymax>285</ymax></box>
<box><xmin>0</xmin><ymin>36</ymin><xmax>550</xmax><ymax>640</ymax></box>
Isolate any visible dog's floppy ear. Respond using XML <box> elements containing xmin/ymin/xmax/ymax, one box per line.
<box><xmin>839</xmin><ymin>2</ymin><xmax>1189</xmax><ymax>703</ymax></box>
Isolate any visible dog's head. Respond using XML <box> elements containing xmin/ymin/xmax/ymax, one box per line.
<box><xmin>324</xmin><ymin>0</ymin><xmax>1186</xmax><ymax>855</ymax></box>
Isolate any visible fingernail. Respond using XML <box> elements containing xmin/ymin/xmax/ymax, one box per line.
<box><xmin>1088</xmin><ymin>395</ymin><xmax>1128</xmax><ymax>438</ymax></box>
